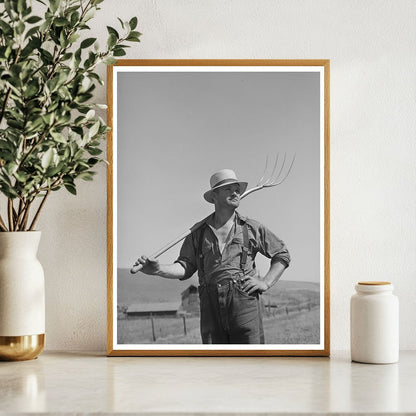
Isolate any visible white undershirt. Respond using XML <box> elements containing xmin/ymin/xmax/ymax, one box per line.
<box><xmin>207</xmin><ymin>215</ymin><xmax>235</xmax><ymax>254</ymax></box>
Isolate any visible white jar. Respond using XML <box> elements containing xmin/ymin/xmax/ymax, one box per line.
<box><xmin>350</xmin><ymin>281</ymin><xmax>399</xmax><ymax>364</ymax></box>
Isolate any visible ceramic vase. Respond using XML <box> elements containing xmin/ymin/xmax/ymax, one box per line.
<box><xmin>350</xmin><ymin>281</ymin><xmax>399</xmax><ymax>364</ymax></box>
<box><xmin>0</xmin><ymin>231</ymin><xmax>45</xmax><ymax>361</ymax></box>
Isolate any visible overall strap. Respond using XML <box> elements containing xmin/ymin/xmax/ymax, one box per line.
<box><xmin>240</xmin><ymin>221</ymin><xmax>249</xmax><ymax>273</ymax></box>
<box><xmin>197</xmin><ymin>223</ymin><xmax>207</xmax><ymax>277</ymax></box>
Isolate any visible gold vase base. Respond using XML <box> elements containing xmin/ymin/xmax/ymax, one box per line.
<box><xmin>0</xmin><ymin>334</ymin><xmax>45</xmax><ymax>361</ymax></box>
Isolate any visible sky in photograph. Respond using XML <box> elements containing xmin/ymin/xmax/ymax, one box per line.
<box><xmin>115</xmin><ymin>69</ymin><xmax>322</xmax><ymax>283</ymax></box>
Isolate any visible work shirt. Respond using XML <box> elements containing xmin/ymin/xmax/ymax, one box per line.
<box><xmin>175</xmin><ymin>211</ymin><xmax>290</xmax><ymax>284</ymax></box>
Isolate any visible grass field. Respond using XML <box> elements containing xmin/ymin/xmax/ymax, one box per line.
<box><xmin>118</xmin><ymin>307</ymin><xmax>319</xmax><ymax>344</ymax></box>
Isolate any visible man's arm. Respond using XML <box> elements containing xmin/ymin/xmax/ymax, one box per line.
<box><xmin>133</xmin><ymin>256</ymin><xmax>186</xmax><ymax>280</ymax></box>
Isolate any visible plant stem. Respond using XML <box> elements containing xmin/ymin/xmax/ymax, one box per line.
<box><xmin>14</xmin><ymin>199</ymin><xmax>26</xmax><ymax>231</ymax></box>
<box><xmin>7</xmin><ymin>199</ymin><xmax>14</xmax><ymax>231</ymax></box>
<box><xmin>29</xmin><ymin>189</ymin><xmax>50</xmax><ymax>231</ymax></box>
<box><xmin>20</xmin><ymin>200</ymin><xmax>32</xmax><ymax>231</ymax></box>
<box><xmin>0</xmin><ymin>213</ymin><xmax>8</xmax><ymax>231</ymax></box>
<box><xmin>0</xmin><ymin>88</ymin><xmax>12</xmax><ymax>126</ymax></box>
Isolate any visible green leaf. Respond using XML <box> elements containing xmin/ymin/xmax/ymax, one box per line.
<box><xmin>59</xmin><ymin>29</ymin><xmax>67</xmax><ymax>47</ymax></box>
<box><xmin>4</xmin><ymin>1</ymin><xmax>16</xmax><ymax>19</ymax></box>
<box><xmin>113</xmin><ymin>47</ymin><xmax>126</xmax><ymax>57</ymax></box>
<box><xmin>117</xmin><ymin>17</ymin><xmax>125</xmax><ymax>29</ymax></box>
<box><xmin>0</xmin><ymin>20</ymin><xmax>13</xmax><ymax>35</ymax></box>
<box><xmin>88</xmin><ymin>120</ymin><xmax>100</xmax><ymax>138</ymax></box>
<box><xmin>0</xmin><ymin>183</ymin><xmax>18</xmax><ymax>198</ymax></box>
<box><xmin>64</xmin><ymin>183</ymin><xmax>77</xmax><ymax>195</ymax></box>
<box><xmin>0</xmin><ymin>141</ymin><xmax>14</xmax><ymax>152</ymax></box>
<box><xmin>63</xmin><ymin>146</ymin><xmax>71</xmax><ymax>160</ymax></box>
<box><xmin>73</xmin><ymin>149</ymin><xmax>83</xmax><ymax>160</ymax></box>
<box><xmin>22</xmin><ymin>5</ymin><xmax>32</xmax><ymax>17</ymax></box>
<box><xmin>17</xmin><ymin>0</ymin><xmax>26</xmax><ymax>14</ymax></box>
<box><xmin>16</xmin><ymin>21</ymin><xmax>25</xmax><ymax>35</ymax></box>
<box><xmin>23</xmin><ymin>83</ymin><xmax>39</xmax><ymax>98</ymax></box>
<box><xmin>83</xmin><ymin>8</ymin><xmax>95</xmax><ymax>23</ymax></box>
<box><xmin>87</xmin><ymin>157</ymin><xmax>100</xmax><ymax>166</ymax></box>
<box><xmin>42</xmin><ymin>112</ymin><xmax>55</xmax><ymax>125</ymax></box>
<box><xmin>40</xmin><ymin>49</ymin><xmax>54</xmax><ymax>64</ymax></box>
<box><xmin>50</xmin><ymin>131</ymin><xmax>67</xmax><ymax>143</ymax></box>
<box><xmin>75</xmin><ymin>93</ymin><xmax>93</xmax><ymax>104</ymax></box>
<box><xmin>14</xmin><ymin>171</ymin><xmax>28</xmax><ymax>183</ymax></box>
<box><xmin>85</xmin><ymin>109</ymin><xmax>95</xmax><ymax>119</ymax></box>
<box><xmin>107</xmin><ymin>33</ymin><xmax>117</xmax><ymax>49</ymax></box>
<box><xmin>129</xmin><ymin>17</ymin><xmax>138</xmax><ymax>30</ymax></box>
<box><xmin>106</xmin><ymin>26</ymin><xmax>119</xmax><ymax>38</ymax></box>
<box><xmin>54</xmin><ymin>17</ymin><xmax>69</xmax><ymax>27</ymax></box>
<box><xmin>49</xmin><ymin>0</ymin><xmax>60</xmax><ymax>13</ymax></box>
<box><xmin>5</xmin><ymin>162</ymin><xmax>18</xmax><ymax>176</ymax></box>
<box><xmin>80</xmin><ymin>37</ymin><xmax>96</xmax><ymax>49</ymax></box>
<box><xmin>24</xmin><ymin>25</ymin><xmax>40</xmax><ymax>39</ymax></box>
<box><xmin>26</xmin><ymin>15</ymin><xmax>42</xmax><ymax>24</ymax></box>
<box><xmin>46</xmin><ymin>164</ymin><xmax>63</xmax><ymax>177</ymax></box>
<box><xmin>41</xmin><ymin>148</ymin><xmax>54</xmax><ymax>169</ymax></box>
<box><xmin>77</xmin><ymin>171</ymin><xmax>95</xmax><ymax>181</ymax></box>
<box><xmin>87</xmin><ymin>147</ymin><xmax>102</xmax><ymax>156</ymax></box>
<box><xmin>68</xmin><ymin>33</ymin><xmax>80</xmax><ymax>44</ymax></box>
<box><xmin>103</xmin><ymin>56</ymin><xmax>117</xmax><ymax>65</ymax></box>
<box><xmin>126</xmin><ymin>31</ymin><xmax>141</xmax><ymax>42</ymax></box>
<box><xmin>70</xmin><ymin>11</ymin><xmax>80</xmax><ymax>26</ymax></box>
<box><xmin>25</xmin><ymin>117</ymin><xmax>44</xmax><ymax>134</ymax></box>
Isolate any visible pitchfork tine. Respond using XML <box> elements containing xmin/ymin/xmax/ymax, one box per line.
<box><xmin>265</xmin><ymin>154</ymin><xmax>279</xmax><ymax>185</ymax></box>
<box><xmin>272</xmin><ymin>153</ymin><xmax>296</xmax><ymax>185</ymax></box>
<box><xmin>262</xmin><ymin>153</ymin><xmax>279</xmax><ymax>187</ymax></box>
<box><xmin>257</xmin><ymin>155</ymin><xmax>270</xmax><ymax>186</ymax></box>
<box><xmin>271</xmin><ymin>152</ymin><xmax>287</xmax><ymax>184</ymax></box>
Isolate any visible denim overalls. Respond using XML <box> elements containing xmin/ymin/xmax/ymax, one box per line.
<box><xmin>196</xmin><ymin>221</ymin><xmax>265</xmax><ymax>344</ymax></box>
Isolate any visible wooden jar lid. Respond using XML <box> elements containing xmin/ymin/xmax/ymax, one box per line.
<box><xmin>358</xmin><ymin>281</ymin><xmax>391</xmax><ymax>285</ymax></box>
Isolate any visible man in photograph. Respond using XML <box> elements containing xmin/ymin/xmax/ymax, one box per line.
<box><xmin>134</xmin><ymin>169</ymin><xmax>290</xmax><ymax>344</ymax></box>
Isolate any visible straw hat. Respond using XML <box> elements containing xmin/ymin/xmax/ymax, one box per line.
<box><xmin>203</xmin><ymin>169</ymin><xmax>248</xmax><ymax>203</ymax></box>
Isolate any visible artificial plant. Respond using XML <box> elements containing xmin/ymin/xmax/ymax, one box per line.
<box><xmin>0</xmin><ymin>0</ymin><xmax>140</xmax><ymax>231</ymax></box>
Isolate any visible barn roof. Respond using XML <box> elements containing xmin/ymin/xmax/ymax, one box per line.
<box><xmin>181</xmin><ymin>284</ymin><xmax>198</xmax><ymax>296</ymax></box>
<box><xmin>126</xmin><ymin>302</ymin><xmax>180</xmax><ymax>313</ymax></box>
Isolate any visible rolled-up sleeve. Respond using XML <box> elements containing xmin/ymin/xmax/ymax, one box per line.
<box><xmin>257</xmin><ymin>223</ymin><xmax>291</xmax><ymax>268</ymax></box>
<box><xmin>175</xmin><ymin>233</ymin><xmax>198</xmax><ymax>280</ymax></box>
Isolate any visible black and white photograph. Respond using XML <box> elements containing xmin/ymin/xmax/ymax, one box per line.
<box><xmin>107</xmin><ymin>60</ymin><xmax>330</xmax><ymax>356</ymax></box>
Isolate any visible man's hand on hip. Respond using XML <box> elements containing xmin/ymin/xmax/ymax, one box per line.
<box><xmin>241</xmin><ymin>273</ymin><xmax>269</xmax><ymax>295</ymax></box>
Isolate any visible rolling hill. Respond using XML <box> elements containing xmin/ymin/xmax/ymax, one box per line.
<box><xmin>117</xmin><ymin>268</ymin><xmax>320</xmax><ymax>307</ymax></box>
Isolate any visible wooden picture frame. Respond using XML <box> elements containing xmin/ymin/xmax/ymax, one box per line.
<box><xmin>107</xmin><ymin>60</ymin><xmax>330</xmax><ymax>356</ymax></box>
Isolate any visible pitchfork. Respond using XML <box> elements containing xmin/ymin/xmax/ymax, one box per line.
<box><xmin>130</xmin><ymin>153</ymin><xmax>295</xmax><ymax>274</ymax></box>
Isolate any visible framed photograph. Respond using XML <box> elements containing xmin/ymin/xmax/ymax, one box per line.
<box><xmin>107</xmin><ymin>60</ymin><xmax>330</xmax><ymax>356</ymax></box>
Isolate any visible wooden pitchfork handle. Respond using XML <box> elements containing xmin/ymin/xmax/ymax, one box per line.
<box><xmin>130</xmin><ymin>153</ymin><xmax>295</xmax><ymax>274</ymax></box>
<box><xmin>130</xmin><ymin>216</ymin><xmax>209</xmax><ymax>274</ymax></box>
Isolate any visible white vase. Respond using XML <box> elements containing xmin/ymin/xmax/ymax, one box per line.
<box><xmin>350</xmin><ymin>281</ymin><xmax>399</xmax><ymax>364</ymax></box>
<box><xmin>0</xmin><ymin>231</ymin><xmax>45</xmax><ymax>361</ymax></box>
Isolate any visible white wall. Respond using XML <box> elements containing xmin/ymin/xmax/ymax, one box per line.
<box><xmin>38</xmin><ymin>0</ymin><xmax>416</xmax><ymax>351</ymax></box>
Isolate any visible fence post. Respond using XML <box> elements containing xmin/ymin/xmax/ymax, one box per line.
<box><xmin>150</xmin><ymin>313</ymin><xmax>156</xmax><ymax>342</ymax></box>
<box><xmin>182</xmin><ymin>315</ymin><xmax>187</xmax><ymax>336</ymax></box>
<box><xmin>286</xmin><ymin>306</ymin><xmax>289</xmax><ymax>315</ymax></box>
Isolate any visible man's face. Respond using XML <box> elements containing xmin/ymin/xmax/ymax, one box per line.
<box><xmin>213</xmin><ymin>183</ymin><xmax>241</xmax><ymax>209</ymax></box>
